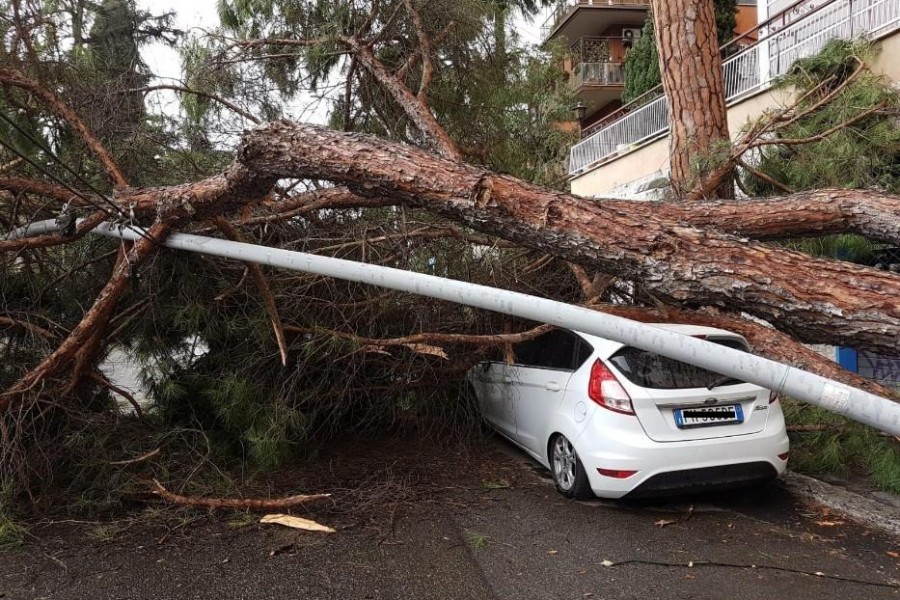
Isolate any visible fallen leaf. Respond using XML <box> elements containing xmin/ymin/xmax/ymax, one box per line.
<box><xmin>683</xmin><ymin>574</ymin><xmax>695</xmax><ymax>580</ymax></box>
<box><xmin>547</xmin><ymin>549</ymin><xmax>559</xmax><ymax>555</ymax></box>
<box><xmin>260</xmin><ymin>514</ymin><xmax>335</xmax><ymax>533</ymax></box>
<box><xmin>655</xmin><ymin>519</ymin><xmax>677</xmax><ymax>528</ymax></box>
<box><xmin>814</xmin><ymin>520</ymin><xmax>845</xmax><ymax>527</ymax></box>
<box><xmin>887</xmin><ymin>551</ymin><xmax>899</xmax><ymax>558</ymax></box>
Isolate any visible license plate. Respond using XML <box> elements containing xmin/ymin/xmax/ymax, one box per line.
<box><xmin>674</xmin><ymin>404</ymin><xmax>744</xmax><ymax>428</ymax></box>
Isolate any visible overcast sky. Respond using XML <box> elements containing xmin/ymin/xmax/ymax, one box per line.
<box><xmin>138</xmin><ymin>1</ymin><xmax>545</xmax><ymax>80</ymax></box>
<box><xmin>135</xmin><ymin>1</ymin><xmax>545</xmax><ymax>125</ymax></box>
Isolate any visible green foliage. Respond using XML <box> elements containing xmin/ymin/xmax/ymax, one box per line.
<box><xmin>0</xmin><ymin>516</ymin><xmax>26</xmax><ymax>550</ymax></box>
<box><xmin>0</xmin><ymin>481</ymin><xmax>26</xmax><ymax>550</ymax></box>
<box><xmin>714</xmin><ymin>0</ymin><xmax>738</xmax><ymax>47</ymax></box>
<box><xmin>746</xmin><ymin>40</ymin><xmax>900</xmax><ymax>195</ymax></box>
<box><xmin>782</xmin><ymin>399</ymin><xmax>900</xmax><ymax>494</ymax></box>
<box><xmin>781</xmin><ymin>234</ymin><xmax>877</xmax><ymax>263</ymax></box>
<box><xmin>622</xmin><ymin>17</ymin><xmax>659</xmax><ymax>104</ymax></box>
<box><xmin>623</xmin><ymin>1</ymin><xmax>739</xmax><ymax>103</ymax></box>
<box><xmin>0</xmin><ymin>0</ymin><xmax>586</xmax><ymax>512</ymax></box>
<box><xmin>217</xmin><ymin>0</ymin><xmax>575</xmax><ymax>187</ymax></box>
<box><xmin>465</xmin><ymin>530</ymin><xmax>490</xmax><ymax>549</ymax></box>
<box><xmin>743</xmin><ymin>40</ymin><xmax>900</xmax><ymax>261</ymax></box>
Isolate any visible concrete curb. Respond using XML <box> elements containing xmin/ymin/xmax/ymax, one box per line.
<box><xmin>781</xmin><ymin>471</ymin><xmax>900</xmax><ymax>538</ymax></box>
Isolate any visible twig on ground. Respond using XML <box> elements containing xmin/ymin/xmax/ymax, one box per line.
<box><xmin>149</xmin><ymin>479</ymin><xmax>331</xmax><ymax>510</ymax></box>
<box><xmin>600</xmin><ymin>558</ymin><xmax>899</xmax><ymax>588</ymax></box>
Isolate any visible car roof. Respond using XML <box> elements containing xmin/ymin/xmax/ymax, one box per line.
<box><xmin>572</xmin><ymin>323</ymin><xmax>748</xmax><ymax>357</ymax></box>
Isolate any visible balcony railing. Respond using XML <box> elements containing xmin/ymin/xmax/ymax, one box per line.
<box><xmin>568</xmin><ymin>0</ymin><xmax>900</xmax><ymax>175</ymax></box>
<box><xmin>540</xmin><ymin>0</ymin><xmax>649</xmax><ymax>41</ymax></box>
<box><xmin>571</xmin><ymin>61</ymin><xmax>626</xmax><ymax>87</ymax></box>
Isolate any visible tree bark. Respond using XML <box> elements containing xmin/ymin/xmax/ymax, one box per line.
<box><xmin>0</xmin><ymin>220</ymin><xmax>173</xmax><ymax>410</ymax></box>
<box><xmin>652</xmin><ymin>0</ymin><xmax>733</xmax><ymax>199</ymax></box>
<box><xmin>239</xmin><ymin>122</ymin><xmax>900</xmax><ymax>353</ymax></box>
<box><xmin>8</xmin><ymin>121</ymin><xmax>900</xmax><ymax>406</ymax></box>
<box><xmin>613</xmin><ymin>189</ymin><xmax>900</xmax><ymax>245</ymax></box>
<box><xmin>342</xmin><ymin>37</ymin><xmax>462</xmax><ymax>161</ymax></box>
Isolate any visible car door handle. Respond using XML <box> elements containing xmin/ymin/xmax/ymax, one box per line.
<box><xmin>545</xmin><ymin>382</ymin><xmax>561</xmax><ymax>392</ymax></box>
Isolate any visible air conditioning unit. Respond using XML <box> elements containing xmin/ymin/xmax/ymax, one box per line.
<box><xmin>622</xmin><ymin>28</ymin><xmax>642</xmax><ymax>46</ymax></box>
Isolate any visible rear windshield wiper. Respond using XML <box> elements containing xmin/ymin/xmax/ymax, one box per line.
<box><xmin>707</xmin><ymin>376</ymin><xmax>744</xmax><ymax>390</ymax></box>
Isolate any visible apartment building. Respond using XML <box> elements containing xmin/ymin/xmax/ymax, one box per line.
<box><xmin>541</xmin><ymin>0</ymin><xmax>900</xmax><ymax>200</ymax></box>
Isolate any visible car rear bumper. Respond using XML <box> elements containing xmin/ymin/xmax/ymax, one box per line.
<box><xmin>574</xmin><ymin>413</ymin><xmax>789</xmax><ymax>499</ymax></box>
<box><xmin>622</xmin><ymin>461</ymin><xmax>778</xmax><ymax>499</ymax></box>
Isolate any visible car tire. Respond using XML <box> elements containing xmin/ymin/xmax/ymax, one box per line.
<box><xmin>550</xmin><ymin>434</ymin><xmax>593</xmax><ymax>499</ymax></box>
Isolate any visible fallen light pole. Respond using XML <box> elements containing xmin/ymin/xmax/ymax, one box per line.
<box><xmin>10</xmin><ymin>219</ymin><xmax>900</xmax><ymax>435</ymax></box>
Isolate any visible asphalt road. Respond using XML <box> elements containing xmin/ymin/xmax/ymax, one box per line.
<box><xmin>3</xmin><ymin>437</ymin><xmax>898</xmax><ymax>599</ymax></box>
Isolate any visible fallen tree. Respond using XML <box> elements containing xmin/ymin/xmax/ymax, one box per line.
<box><xmin>238</xmin><ymin>121</ymin><xmax>900</xmax><ymax>353</ymax></box>
<box><xmin>3</xmin><ymin>0</ymin><xmax>900</xmax><ymax>509</ymax></box>
<box><xmin>5</xmin><ymin>120</ymin><xmax>900</xmax><ymax>407</ymax></box>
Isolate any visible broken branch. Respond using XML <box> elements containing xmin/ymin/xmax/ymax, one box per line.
<box><xmin>149</xmin><ymin>479</ymin><xmax>331</xmax><ymax>510</ymax></box>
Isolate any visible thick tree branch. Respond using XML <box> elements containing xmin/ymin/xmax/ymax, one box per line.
<box><xmin>618</xmin><ymin>188</ymin><xmax>900</xmax><ymax>245</ymax></box>
<box><xmin>283</xmin><ymin>323</ymin><xmax>553</xmax><ymax>347</ymax></box>
<box><xmin>401</xmin><ymin>0</ymin><xmax>434</xmax><ymax>101</ymax></box>
<box><xmin>240</xmin><ymin>121</ymin><xmax>900</xmax><ymax>353</ymax></box>
<box><xmin>0</xmin><ymin>315</ymin><xmax>57</xmax><ymax>340</ymax></box>
<box><xmin>0</xmin><ymin>67</ymin><xmax>128</xmax><ymax>187</ymax></box>
<box><xmin>0</xmin><ymin>220</ymin><xmax>173</xmax><ymax>408</ymax></box>
<box><xmin>150</xmin><ymin>479</ymin><xmax>330</xmax><ymax>510</ymax></box>
<box><xmin>0</xmin><ymin>176</ymin><xmax>91</xmax><ymax>206</ymax></box>
<box><xmin>340</xmin><ymin>36</ymin><xmax>462</xmax><ymax>160</ymax></box>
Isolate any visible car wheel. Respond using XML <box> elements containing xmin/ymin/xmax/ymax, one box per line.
<box><xmin>550</xmin><ymin>434</ymin><xmax>593</xmax><ymax>499</ymax></box>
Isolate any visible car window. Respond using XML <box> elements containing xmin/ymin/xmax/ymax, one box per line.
<box><xmin>512</xmin><ymin>329</ymin><xmax>593</xmax><ymax>371</ymax></box>
<box><xmin>608</xmin><ymin>337</ymin><xmax>749</xmax><ymax>389</ymax></box>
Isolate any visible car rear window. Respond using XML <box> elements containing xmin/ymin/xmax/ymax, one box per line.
<box><xmin>608</xmin><ymin>338</ymin><xmax>749</xmax><ymax>390</ymax></box>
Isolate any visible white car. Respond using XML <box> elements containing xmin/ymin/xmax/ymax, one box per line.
<box><xmin>466</xmin><ymin>324</ymin><xmax>789</xmax><ymax>499</ymax></box>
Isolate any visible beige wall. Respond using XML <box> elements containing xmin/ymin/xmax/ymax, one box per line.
<box><xmin>571</xmin><ymin>137</ymin><xmax>668</xmax><ymax>197</ymax></box>
<box><xmin>872</xmin><ymin>33</ymin><xmax>900</xmax><ymax>81</ymax></box>
<box><xmin>571</xmin><ymin>31</ymin><xmax>900</xmax><ymax>198</ymax></box>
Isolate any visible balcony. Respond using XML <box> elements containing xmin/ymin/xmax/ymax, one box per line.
<box><xmin>571</xmin><ymin>61</ymin><xmax>625</xmax><ymax>88</ymax></box>
<box><xmin>541</xmin><ymin>0</ymin><xmax>649</xmax><ymax>43</ymax></box>
<box><xmin>568</xmin><ymin>0</ymin><xmax>900</xmax><ymax>176</ymax></box>
<box><xmin>568</xmin><ymin>37</ymin><xmax>627</xmax><ymax>117</ymax></box>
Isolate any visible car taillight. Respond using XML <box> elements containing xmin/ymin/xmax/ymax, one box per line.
<box><xmin>588</xmin><ymin>359</ymin><xmax>635</xmax><ymax>415</ymax></box>
<box><xmin>769</xmin><ymin>390</ymin><xmax>779</xmax><ymax>404</ymax></box>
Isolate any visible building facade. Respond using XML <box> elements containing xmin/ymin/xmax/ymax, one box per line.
<box><xmin>542</xmin><ymin>0</ymin><xmax>900</xmax><ymax>200</ymax></box>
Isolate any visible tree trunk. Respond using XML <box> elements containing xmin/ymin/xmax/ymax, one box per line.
<box><xmin>652</xmin><ymin>0</ymin><xmax>733</xmax><ymax>199</ymax></box>
<box><xmin>239</xmin><ymin>122</ymin><xmax>900</xmax><ymax>353</ymax></box>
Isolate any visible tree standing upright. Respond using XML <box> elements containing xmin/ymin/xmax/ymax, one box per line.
<box><xmin>651</xmin><ymin>0</ymin><xmax>734</xmax><ymax>198</ymax></box>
